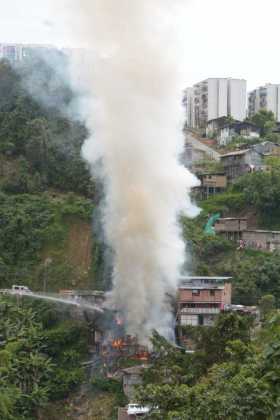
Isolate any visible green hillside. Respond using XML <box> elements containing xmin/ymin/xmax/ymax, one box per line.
<box><xmin>0</xmin><ymin>58</ymin><xmax>107</xmax><ymax>294</ymax></box>
<box><xmin>2</xmin><ymin>55</ymin><xmax>280</xmax><ymax>419</ymax></box>
<box><xmin>0</xmin><ymin>58</ymin><xmax>112</xmax><ymax>419</ymax></box>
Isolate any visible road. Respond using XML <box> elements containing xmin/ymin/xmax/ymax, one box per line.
<box><xmin>185</xmin><ymin>130</ymin><xmax>221</xmax><ymax>161</ymax></box>
<box><xmin>0</xmin><ymin>289</ymin><xmax>104</xmax><ymax>313</ymax></box>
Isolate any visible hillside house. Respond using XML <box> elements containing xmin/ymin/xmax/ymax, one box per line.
<box><xmin>218</xmin><ymin>122</ymin><xmax>260</xmax><ymax>146</ymax></box>
<box><xmin>214</xmin><ymin>219</ymin><xmax>280</xmax><ymax>252</ymax></box>
<box><xmin>242</xmin><ymin>230</ymin><xmax>280</xmax><ymax>252</ymax></box>
<box><xmin>194</xmin><ymin>172</ymin><xmax>227</xmax><ymax>199</ymax></box>
<box><xmin>206</xmin><ymin>116</ymin><xmax>231</xmax><ymax>137</ymax></box>
<box><xmin>214</xmin><ymin>217</ymin><xmax>248</xmax><ymax>241</ymax></box>
<box><xmin>177</xmin><ymin>277</ymin><xmax>232</xmax><ymax>332</ymax></box>
<box><xmin>220</xmin><ymin>149</ymin><xmax>263</xmax><ymax>181</ymax></box>
<box><xmin>253</xmin><ymin>141</ymin><xmax>280</xmax><ymax>157</ymax></box>
<box><xmin>207</xmin><ymin>118</ymin><xmax>260</xmax><ymax>146</ymax></box>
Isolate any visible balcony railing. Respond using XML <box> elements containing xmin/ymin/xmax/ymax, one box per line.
<box><xmin>180</xmin><ymin>307</ymin><xmax>221</xmax><ymax>314</ymax></box>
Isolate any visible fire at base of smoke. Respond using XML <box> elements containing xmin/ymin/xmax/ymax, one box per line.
<box><xmin>50</xmin><ymin>0</ymin><xmax>200</xmax><ymax>343</ymax></box>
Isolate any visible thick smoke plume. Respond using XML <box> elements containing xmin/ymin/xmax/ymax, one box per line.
<box><xmin>55</xmin><ymin>0</ymin><xmax>200</xmax><ymax>342</ymax></box>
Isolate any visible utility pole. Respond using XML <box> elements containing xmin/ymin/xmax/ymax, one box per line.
<box><xmin>43</xmin><ymin>258</ymin><xmax>52</xmax><ymax>293</ymax></box>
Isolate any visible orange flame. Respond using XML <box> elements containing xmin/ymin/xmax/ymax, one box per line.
<box><xmin>112</xmin><ymin>338</ymin><xmax>125</xmax><ymax>349</ymax></box>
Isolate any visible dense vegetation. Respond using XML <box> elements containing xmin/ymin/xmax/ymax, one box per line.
<box><xmin>0</xmin><ymin>57</ymin><xmax>108</xmax><ymax>293</ymax></box>
<box><xmin>0</xmin><ymin>298</ymin><xmax>88</xmax><ymax>419</ymax></box>
<box><xmin>0</xmin><ymin>56</ymin><xmax>108</xmax><ymax>419</ymax></box>
<box><xmin>138</xmin><ymin>311</ymin><xmax>280</xmax><ymax>419</ymax></box>
<box><xmin>0</xmin><ymin>57</ymin><xmax>94</xmax><ymax>197</ymax></box>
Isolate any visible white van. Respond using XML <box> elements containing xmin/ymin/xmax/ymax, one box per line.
<box><xmin>127</xmin><ymin>404</ymin><xmax>150</xmax><ymax>415</ymax></box>
<box><xmin>12</xmin><ymin>285</ymin><xmax>32</xmax><ymax>294</ymax></box>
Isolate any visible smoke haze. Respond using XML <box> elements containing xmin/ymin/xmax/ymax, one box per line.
<box><xmin>54</xmin><ymin>0</ymin><xmax>200</xmax><ymax>342</ymax></box>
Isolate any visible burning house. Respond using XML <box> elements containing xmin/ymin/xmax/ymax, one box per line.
<box><xmin>101</xmin><ymin>334</ymin><xmax>150</xmax><ymax>375</ymax></box>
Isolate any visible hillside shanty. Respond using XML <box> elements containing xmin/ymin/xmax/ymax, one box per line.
<box><xmin>220</xmin><ymin>149</ymin><xmax>263</xmax><ymax>181</ymax></box>
<box><xmin>214</xmin><ymin>217</ymin><xmax>280</xmax><ymax>252</ymax></box>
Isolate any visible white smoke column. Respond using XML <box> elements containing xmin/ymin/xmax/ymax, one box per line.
<box><xmin>55</xmin><ymin>0</ymin><xmax>200</xmax><ymax>342</ymax></box>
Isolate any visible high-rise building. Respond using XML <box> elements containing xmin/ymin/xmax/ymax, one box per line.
<box><xmin>0</xmin><ymin>43</ymin><xmax>58</xmax><ymax>63</ymax></box>
<box><xmin>184</xmin><ymin>78</ymin><xmax>247</xmax><ymax>129</ymax></box>
<box><xmin>183</xmin><ymin>87</ymin><xmax>195</xmax><ymax>128</ymax></box>
<box><xmin>0</xmin><ymin>44</ymin><xmax>23</xmax><ymax>62</ymax></box>
<box><xmin>248</xmin><ymin>84</ymin><xmax>280</xmax><ymax>122</ymax></box>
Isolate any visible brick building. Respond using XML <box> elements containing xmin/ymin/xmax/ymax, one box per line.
<box><xmin>177</xmin><ymin>277</ymin><xmax>232</xmax><ymax>330</ymax></box>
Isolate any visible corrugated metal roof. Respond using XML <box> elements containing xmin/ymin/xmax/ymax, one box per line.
<box><xmin>221</xmin><ymin>149</ymin><xmax>250</xmax><ymax>158</ymax></box>
<box><xmin>180</xmin><ymin>276</ymin><xmax>232</xmax><ymax>280</ymax></box>
<box><xmin>245</xmin><ymin>229</ymin><xmax>280</xmax><ymax>234</ymax></box>
<box><xmin>217</xmin><ymin>218</ymin><xmax>247</xmax><ymax>221</ymax></box>
<box><xmin>179</xmin><ymin>286</ymin><xmax>225</xmax><ymax>290</ymax></box>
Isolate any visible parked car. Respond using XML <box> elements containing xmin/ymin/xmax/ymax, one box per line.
<box><xmin>12</xmin><ymin>285</ymin><xmax>32</xmax><ymax>294</ymax></box>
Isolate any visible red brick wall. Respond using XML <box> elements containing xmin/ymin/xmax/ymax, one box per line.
<box><xmin>179</xmin><ymin>285</ymin><xmax>232</xmax><ymax>307</ymax></box>
<box><xmin>179</xmin><ymin>289</ymin><xmax>223</xmax><ymax>303</ymax></box>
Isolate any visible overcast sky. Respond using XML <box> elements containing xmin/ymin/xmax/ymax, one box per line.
<box><xmin>0</xmin><ymin>0</ymin><xmax>279</xmax><ymax>90</ymax></box>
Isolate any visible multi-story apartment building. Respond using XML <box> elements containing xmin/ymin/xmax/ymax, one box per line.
<box><xmin>194</xmin><ymin>172</ymin><xmax>227</xmax><ymax>200</ymax></box>
<box><xmin>177</xmin><ymin>276</ymin><xmax>232</xmax><ymax>328</ymax></box>
<box><xmin>248</xmin><ymin>84</ymin><xmax>280</xmax><ymax>122</ymax></box>
<box><xmin>184</xmin><ymin>78</ymin><xmax>247</xmax><ymax>129</ymax></box>
<box><xmin>0</xmin><ymin>43</ymin><xmax>57</xmax><ymax>63</ymax></box>
<box><xmin>183</xmin><ymin>87</ymin><xmax>195</xmax><ymax>128</ymax></box>
<box><xmin>0</xmin><ymin>44</ymin><xmax>23</xmax><ymax>62</ymax></box>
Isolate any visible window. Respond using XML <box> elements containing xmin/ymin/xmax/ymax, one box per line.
<box><xmin>192</xmin><ymin>290</ymin><xmax>200</xmax><ymax>296</ymax></box>
<box><xmin>210</xmin><ymin>290</ymin><xmax>215</xmax><ymax>296</ymax></box>
<box><xmin>182</xmin><ymin>315</ymin><xmax>198</xmax><ymax>326</ymax></box>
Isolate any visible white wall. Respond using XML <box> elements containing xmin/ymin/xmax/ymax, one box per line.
<box><xmin>207</xmin><ymin>79</ymin><xmax>218</xmax><ymax>121</ymax></box>
<box><xmin>218</xmin><ymin>78</ymin><xmax>228</xmax><ymax>118</ymax></box>
<box><xmin>208</xmin><ymin>78</ymin><xmax>228</xmax><ymax>121</ymax></box>
<box><xmin>266</xmin><ymin>84</ymin><xmax>280</xmax><ymax>122</ymax></box>
<box><xmin>229</xmin><ymin>79</ymin><xmax>246</xmax><ymax>121</ymax></box>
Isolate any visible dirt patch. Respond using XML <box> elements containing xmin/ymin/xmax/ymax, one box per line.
<box><xmin>40</xmin><ymin>392</ymin><xmax>117</xmax><ymax>420</ymax></box>
<box><xmin>0</xmin><ymin>155</ymin><xmax>20</xmax><ymax>178</ymax></box>
<box><xmin>67</xmin><ymin>221</ymin><xmax>93</xmax><ymax>272</ymax></box>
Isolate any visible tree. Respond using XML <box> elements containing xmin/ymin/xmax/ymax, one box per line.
<box><xmin>138</xmin><ymin>314</ymin><xmax>280</xmax><ymax>419</ymax></box>
<box><xmin>251</xmin><ymin>109</ymin><xmax>276</xmax><ymax>136</ymax></box>
<box><xmin>259</xmin><ymin>295</ymin><xmax>276</xmax><ymax>320</ymax></box>
<box><xmin>0</xmin><ymin>58</ymin><xmax>95</xmax><ymax>197</ymax></box>
<box><xmin>265</xmin><ymin>156</ymin><xmax>280</xmax><ymax>170</ymax></box>
<box><xmin>0</xmin><ymin>298</ymin><xmax>88</xmax><ymax>419</ymax></box>
<box><xmin>265</xmin><ymin>132</ymin><xmax>280</xmax><ymax>144</ymax></box>
<box><xmin>233</xmin><ymin>170</ymin><xmax>280</xmax><ymax>226</ymax></box>
<box><xmin>25</xmin><ymin>118</ymin><xmax>49</xmax><ymax>175</ymax></box>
